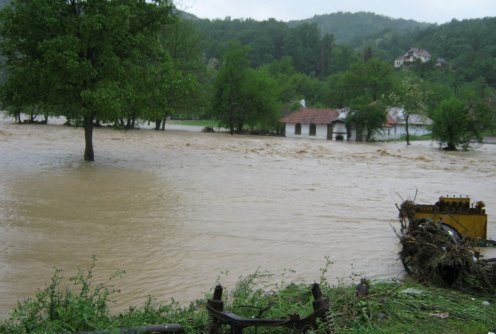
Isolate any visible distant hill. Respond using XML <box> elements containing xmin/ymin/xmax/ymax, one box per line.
<box><xmin>288</xmin><ymin>12</ymin><xmax>433</xmax><ymax>45</ymax></box>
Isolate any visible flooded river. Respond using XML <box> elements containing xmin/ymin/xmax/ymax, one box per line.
<box><xmin>1</xmin><ymin>116</ymin><xmax>495</xmax><ymax>316</ymax></box>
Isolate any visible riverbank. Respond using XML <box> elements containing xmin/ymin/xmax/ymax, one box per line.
<box><xmin>1</xmin><ymin>263</ymin><xmax>495</xmax><ymax>333</ymax></box>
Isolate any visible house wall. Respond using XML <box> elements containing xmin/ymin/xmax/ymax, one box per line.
<box><xmin>332</xmin><ymin>122</ymin><xmax>348</xmax><ymax>140</ymax></box>
<box><xmin>285</xmin><ymin>123</ymin><xmax>296</xmax><ymax>137</ymax></box>
<box><xmin>284</xmin><ymin>123</ymin><xmax>328</xmax><ymax>139</ymax></box>
<box><xmin>374</xmin><ymin>125</ymin><xmax>431</xmax><ymax>140</ymax></box>
<box><xmin>315</xmin><ymin>124</ymin><xmax>328</xmax><ymax>139</ymax></box>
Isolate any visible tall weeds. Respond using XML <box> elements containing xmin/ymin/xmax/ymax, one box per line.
<box><xmin>1</xmin><ymin>257</ymin><xmax>495</xmax><ymax>333</ymax></box>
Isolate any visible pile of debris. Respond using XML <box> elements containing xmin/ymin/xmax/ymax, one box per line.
<box><xmin>397</xmin><ymin>204</ymin><xmax>496</xmax><ymax>294</ymax></box>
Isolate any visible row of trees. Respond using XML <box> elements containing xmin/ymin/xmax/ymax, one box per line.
<box><xmin>209</xmin><ymin>40</ymin><xmax>493</xmax><ymax>149</ymax></box>
<box><xmin>1</xmin><ymin>2</ymin><xmax>495</xmax><ymax>160</ymax></box>
<box><xmin>0</xmin><ymin>0</ymin><xmax>206</xmax><ymax>161</ymax></box>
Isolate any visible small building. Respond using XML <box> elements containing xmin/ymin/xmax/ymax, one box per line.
<box><xmin>374</xmin><ymin>107</ymin><xmax>432</xmax><ymax>140</ymax></box>
<box><xmin>281</xmin><ymin>107</ymin><xmax>432</xmax><ymax>142</ymax></box>
<box><xmin>394</xmin><ymin>48</ymin><xmax>432</xmax><ymax>68</ymax></box>
<box><xmin>280</xmin><ymin>108</ymin><xmax>348</xmax><ymax>140</ymax></box>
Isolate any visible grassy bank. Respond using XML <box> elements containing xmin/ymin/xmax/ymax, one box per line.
<box><xmin>1</xmin><ymin>260</ymin><xmax>495</xmax><ymax>333</ymax></box>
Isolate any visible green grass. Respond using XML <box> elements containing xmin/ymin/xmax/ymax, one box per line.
<box><xmin>1</xmin><ymin>259</ymin><xmax>495</xmax><ymax>333</ymax></box>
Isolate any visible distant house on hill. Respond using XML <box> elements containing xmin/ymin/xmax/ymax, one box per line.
<box><xmin>280</xmin><ymin>108</ymin><xmax>348</xmax><ymax>140</ymax></box>
<box><xmin>394</xmin><ymin>48</ymin><xmax>432</xmax><ymax>68</ymax></box>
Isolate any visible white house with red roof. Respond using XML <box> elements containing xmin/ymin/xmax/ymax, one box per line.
<box><xmin>280</xmin><ymin>108</ymin><xmax>348</xmax><ymax>140</ymax></box>
<box><xmin>281</xmin><ymin>107</ymin><xmax>432</xmax><ymax>141</ymax></box>
<box><xmin>375</xmin><ymin>107</ymin><xmax>432</xmax><ymax>140</ymax></box>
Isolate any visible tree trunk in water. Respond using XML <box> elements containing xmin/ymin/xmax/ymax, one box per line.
<box><xmin>84</xmin><ymin>116</ymin><xmax>95</xmax><ymax>161</ymax></box>
<box><xmin>446</xmin><ymin>142</ymin><xmax>457</xmax><ymax>151</ymax></box>
<box><xmin>161</xmin><ymin>118</ymin><xmax>166</xmax><ymax>131</ymax></box>
<box><xmin>15</xmin><ymin>111</ymin><xmax>21</xmax><ymax>124</ymax></box>
<box><xmin>366</xmin><ymin>129</ymin><xmax>372</xmax><ymax>142</ymax></box>
<box><xmin>356</xmin><ymin>128</ymin><xmax>363</xmax><ymax>142</ymax></box>
<box><xmin>405</xmin><ymin>115</ymin><xmax>410</xmax><ymax>145</ymax></box>
<box><xmin>154</xmin><ymin>120</ymin><xmax>161</xmax><ymax>130</ymax></box>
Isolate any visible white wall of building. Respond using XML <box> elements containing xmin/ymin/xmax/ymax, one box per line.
<box><xmin>285</xmin><ymin>123</ymin><xmax>297</xmax><ymax>137</ymax></box>
<box><xmin>331</xmin><ymin>122</ymin><xmax>347</xmax><ymax>140</ymax></box>
<box><xmin>374</xmin><ymin>124</ymin><xmax>431</xmax><ymax>140</ymax></box>
<box><xmin>284</xmin><ymin>123</ymin><xmax>328</xmax><ymax>139</ymax></box>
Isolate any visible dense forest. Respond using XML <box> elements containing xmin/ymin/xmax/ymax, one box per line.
<box><xmin>188</xmin><ymin>12</ymin><xmax>496</xmax><ymax>143</ymax></box>
<box><xmin>1</xmin><ymin>2</ymin><xmax>495</xmax><ymax>157</ymax></box>
<box><xmin>288</xmin><ymin>12</ymin><xmax>432</xmax><ymax>46</ymax></box>
<box><xmin>191</xmin><ymin>12</ymin><xmax>496</xmax><ymax>87</ymax></box>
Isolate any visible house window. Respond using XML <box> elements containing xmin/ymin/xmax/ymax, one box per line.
<box><xmin>295</xmin><ymin>123</ymin><xmax>301</xmax><ymax>135</ymax></box>
<box><xmin>309</xmin><ymin>124</ymin><xmax>316</xmax><ymax>136</ymax></box>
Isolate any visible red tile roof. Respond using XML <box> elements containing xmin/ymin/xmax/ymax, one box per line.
<box><xmin>280</xmin><ymin>108</ymin><xmax>340</xmax><ymax>124</ymax></box>
<box><xmin>385</xmin><ymin>115</ymin><xmax>396</xmax><ymax>126</ymax></box>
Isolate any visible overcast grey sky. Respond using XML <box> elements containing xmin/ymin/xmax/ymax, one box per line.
<box><xmin>177</xmin><ymin>0</ymin><xmax>495</xmax><ymax>24</ymax></box>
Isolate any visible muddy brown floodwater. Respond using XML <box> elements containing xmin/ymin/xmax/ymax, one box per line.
<box><xmin>0</xmin><ymin>116</ymin><xmax>495</xmax><ymax>317</ymax></box>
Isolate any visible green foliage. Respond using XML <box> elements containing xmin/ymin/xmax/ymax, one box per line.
<box><xmin>243</xmin><ymin>68</ymin><xmax>282</xmax><ymax>131</ymax></box>
<box><xmin>431</xmin><ymin>96</ymin><xmax>484</xmax><ymax>150</ymax></box>
<box><xmin>326</xmin><ymin>59</ymin><xmax>392</xmax><ymax>141</ymax></box>
<box><xmin>388</xmin><ymin>73</ymin><xmax>428</xmax><ymax>144</ymax></box>
<box><xmin>348</xmin><ymin>99</ymin><xmax>387</xmax><ymax>142</ymax></box>
<box><xmin>0</xmin><ymin>0</ymin><xmax>175</xmax><ymax>160</ymax></box>
<box><xmin>342</xmin><ymin>59</ymin><xmax>394</xmax><ymax>104</ymax></box>
<box><xmin>211</xmin><ymin>43</ymin><xmax>281</xmax><ymax>133</ymax></box>
<box><xmin>412</xmin><ymin>18</ymin><xmax>496</xmax><ymax>86</ymax></box>
<box><xmin>0</xmin><ymin>257</ymin><xmax>122</xmax><ymax>334</ymax></box>
<box><xmin>156</xmin><ymin>18</ymin><xmax>207</xmax><ymax>121</ymax></box>
<box><xmin>211</xmin><ymin>42</ymin><xmax>250</xmax><ymax>133</ymax></box>
<box><xmin>2</xmin><ymin>260</ymin><xmax>495</xmax><ymax>334</ymax></box>
<box><xmin>289</xmin><ymin>12</ymin><xmax>431</xmax><ymax>47</ymax></box>
<box><xmin>194</xmin><ymin>18</ymin><xmax>343</xmax><ymax>77</ymax></box>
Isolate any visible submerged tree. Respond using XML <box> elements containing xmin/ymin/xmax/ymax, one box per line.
<box><xmin>389</xmin><ymin>74</ymin><xmax>427</xmax><ymax>145</ymax></box>
<box><xmin>0</xmin><ymin>0</ymin><xmax>174</xmax><ymax>161</ymax></box>
<box><xmin>330</xmin><ymin>58</ymin><xmax>391</xmax><ymax>141</ymax></box>
<box><xmin>431</xmin><ymin>96</ymin><xmax>483</xmax><ymax>150</ymax></box>
<box><xmin>211</xmin><ymin>43</ymin><xmax>250</xmax><ymax>134</ymax></box>
<box><xmin>347</xmin><ymin>98</ymin><xmax>386</xmax><ymax>141</ymax></box>
<box><xmin>211</xmin><ymin>42</ymin><xmax>280</xmax><ymax>134</ymax></box>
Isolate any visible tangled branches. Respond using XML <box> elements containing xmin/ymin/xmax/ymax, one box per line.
<box><xmin>398</xmin><ymin>217</ymin><xmax>496</xmax><ymax>294</ymax></box>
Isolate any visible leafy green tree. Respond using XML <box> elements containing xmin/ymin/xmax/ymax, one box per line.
<box><xmin>286</xmin><ymin>73</ymin><xmax>326</xmax><ymax>107</ymax></box>
<box><xmin>211</xmin><ymin>43</ymin><xmax>250</xmax><ymax>134</ymax></box>
<box><xmin>326</xmin><ymin>45</ymin><xmax>360</xmax><ymax>75</ymax></box>
<box><xmin>363</xmin><ymin>46</ymin><xmax>373</xmax><ymax>62</ymax></box>
<box><xmin>153</xmin><ymin>18</ymin><xmax>206</xmax><ymax>125</ymax></box>
<box><xmin>347</xmin><ymin>98</ymin><xmax>387</xmax><ymax>141</ymax></box>
<box><xmin>331</xmin><ymin>59</ymin><xmax>393</xmax><ymax>104</ymax></box>
<box><xmin>284</xmin><ymin>23</ymin><xmax>322</xmax><ymax>75</ymax></box>
<box><xmin>431</xmin><ymin>96</ymin><xmax>483</xmax><ymax>150</ymax></box>
<box><xmin>0</xmin><ymin>0</ymin><xmax>174</xmax><ymax>161</ymax></box>
<box><xmin>211</xmin><ymin>43</ymin><xmax>280</xmax><ymax>133</ymax></box>
<box><xmin>326</xmin><ymin>59</ymin><xmax>392</xmax><ymax>140</ymax></box>
<box><xmin>388</xmin><ymin>74</ymin><xmax>427</xmax><ymax>145</ymax></box>
<box><xmin>316</xmin><ymin>33</ymin><xmax>335</xmax><ymax>78</ymax></box>
<box><xmin>243</xmin><ymin>68</ymin><xmax>281</xmax><ymax>131</ymax></box>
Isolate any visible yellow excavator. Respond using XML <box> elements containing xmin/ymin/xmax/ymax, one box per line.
<box><xmin>399</xmin><ymin>196</ymin><xmax>488</xmax><ymax>240</ymax></box>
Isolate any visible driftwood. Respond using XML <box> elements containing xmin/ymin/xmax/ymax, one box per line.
<box><xmin>397</xmin><ymin>213</ymin><xmax>496</xmax><ymax>294</ymax></box>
